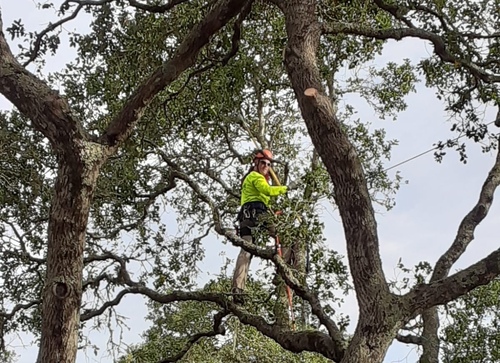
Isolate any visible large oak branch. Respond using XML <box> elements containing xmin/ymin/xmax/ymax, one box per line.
<box><xmin>0</xmin><ymin>11</ymin><xmax>88</xmax><ymax>155</ymax></box>
<box><xmin>99</xmin><ymin>0</ymin><xmax>252</xmax><ymax>150</ymax></box>
<box><xmin>419</xmin><ymin>145</ymin><xmax>500</xmax><ymax>362</ymax></box>
<box><xmin>80</xmin><ymin>264</ymin><xmax>344</xmax><ymax>362</ymax></box>
<box><xmin>407</xmin><ymin>248</ymin><xmax>500</xmax><ymax>315</ymax></box>
<box><xmin>433</xmin><ymin>146</ymin><xmax>500</xmax><ymax>281</ymax></box>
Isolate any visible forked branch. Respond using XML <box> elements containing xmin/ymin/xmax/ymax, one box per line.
<box><xmin>404</xmin><ymin>145</ymin><xmax>500</xmax><ymax>315</ymax></box>
<box><xmin>159</xmin><ymin>310</ymin><xmax>229</xmax><ymax>363</ymax></box>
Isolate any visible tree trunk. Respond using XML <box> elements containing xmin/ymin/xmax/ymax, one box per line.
<box><xmin>36</xmin><ymin>143</ymin><xmax>103</xmax><ymax>363</ymax></box>
<box><xmin>291</xmin><ymin>236</ymin><xmax>308</xmax><ymax>327</ymax></box>
<box><xmin>280</xmin><ymin>0</ymin><xmax>397</xmax><ymax>361</ymax></box>
<box><xmin>341</xmin><ymin>318</ymin><xmax>402</xmax><ymax>363</ymax></box>
<box><xmin>419</xmin><ymin>308</ymin><xmax>440</xmax><ymax>363</ymax></box>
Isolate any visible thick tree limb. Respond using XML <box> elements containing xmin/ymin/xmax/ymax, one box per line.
<box><xmin>81</xmin><ymin>283</ymin><xmax>343</xmax><ymax>361</ymax></box>
<box><xmin>433</xmin><ymin>146</ymin><xmax>500</xmax><ymax>280</ymax></box>
<box><xmin>162</xmin><ymin>0</ymin><xmax>251</xmax><ymax>113</ymax></box>
<box><xmin>280</xmin><ymin>3</ymin><xmax>405</xmax><ymax>360</ymax></box>
<box><xmin>222</xmin><ymin>230</ymin><xmax>345</xmax><ymax>350</ymax></box>
<box><xmin>0</xmin><ymin>11</ymin><xmax>89</xmax><ymax>154</ymax></box>
<box><xmin>79</xmin><ymin>252</ymin><xmax>344</xmax><ymax>361</ymax></box>
<box><xmin>281</xmin><ymin>1</ymin><xmax>391</xmax><ymax>325</ymax></box>
<box><xmin>407</xmin><ymin>247</ymin><xmax>500</xmax><ymax>314</ymax></box>
<box><xmin>234</xmin><ymin>311</ymin><xmax>343</xmax><ymax>361</ymax></box>
<box><xmin>99</xmin><ymin>0</ymin><xmax>252</xmax><ymax>150</ymax></box>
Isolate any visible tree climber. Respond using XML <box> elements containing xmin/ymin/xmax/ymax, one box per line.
<box><xmin>231</xmin><ymin>149</ymin><xmax>288</xmax><ymax>304</ymax></box>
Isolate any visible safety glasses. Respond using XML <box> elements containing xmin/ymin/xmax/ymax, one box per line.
<box><xmin>259</xmin><ymin>160</ymin><xmax>272</xmax><ymax>167</ymax></box>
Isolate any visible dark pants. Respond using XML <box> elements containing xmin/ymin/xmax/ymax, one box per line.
<box><xmin>232</xmin><ymin>202</ymin><xmax>277</xmax><ymax>290</ymax></box>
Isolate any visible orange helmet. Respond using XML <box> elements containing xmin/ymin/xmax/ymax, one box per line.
<box><xmin>253</xmin><ymin>149</ymin><xmax>273</xmax><ymax>162</ymax></box>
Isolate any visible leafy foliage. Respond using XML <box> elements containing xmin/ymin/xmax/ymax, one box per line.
<box><xmin>441</xmin><ymin>280</ymin><xmax>500</xmax><ymax>363</ymax></box>
<box><xmin>0</xmin><ymin>0</ymin><xmax>499</xmax><ymax>361</ymax></box>
<box><xmin>117</xmin><ymin>279</ymin><xmax>332</xmax><ymax>363</ymax></box>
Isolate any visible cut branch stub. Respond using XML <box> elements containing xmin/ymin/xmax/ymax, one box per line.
<box><xmin>304</xmin><ymin>88</ymin><xmax>318</xmax><ymax>98</ymax></box>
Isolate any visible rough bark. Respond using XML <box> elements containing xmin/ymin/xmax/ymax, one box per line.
<box><xmin>406</xmin><ymin>247</ymin><xmax>500</xmax><ymax>314</ymax></box>
<box><xmin>0</xmin><ymin>12</ymin><xmax>104</xmax><ymax>362</ymax></box>
<box><xmin>37</xmin><ymin>151</ymin><xmax>103</xmax><ymax>363</ymax></box>
<box><xmin>281</xmin><ymin>0</ymin><xmax>388</xmax><ymax>310</ymax></box>
<box><xmin>420</xmin><ymin>308</ymin><xmax>440</xmax><ymax>363</ymax></box>
<box><xmin>0</xmin><ymin>0</ymin><xmax>250</xmax><ymax>361</ymax></box>
<box><xmin>280</xmin><ymin>0</ymin><xmax>397</xmax><ymax>361</ymax></box>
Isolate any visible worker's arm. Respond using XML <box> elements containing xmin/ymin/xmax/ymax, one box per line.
<box><xmin>250</xmin><ymin>172</ymin><xmax>287</xmax><ymax>196</ymax></box>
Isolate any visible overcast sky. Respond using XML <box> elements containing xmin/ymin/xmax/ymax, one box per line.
<box><xmin>1</xmin><ymin>1</ymin><xmax>498</xmax><ymax>362</ymax></box>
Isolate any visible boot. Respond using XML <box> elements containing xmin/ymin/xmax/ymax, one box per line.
<box><xmin>231</xmin><ymin>287</ymin><xmax>245</xmax><ymax>305</ymax></box>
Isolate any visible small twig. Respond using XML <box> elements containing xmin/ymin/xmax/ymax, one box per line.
<box><xmin>22</xmin><ymin>4</ymin><xmax>84</xmax><ymax>67</ymax></box>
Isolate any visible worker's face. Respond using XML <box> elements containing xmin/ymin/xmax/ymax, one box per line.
<box><xmin>257</xmin><ymin>159</ymin><xmax>271</xmax><ymax>175</ymax></box>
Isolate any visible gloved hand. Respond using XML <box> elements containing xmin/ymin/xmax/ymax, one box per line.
<box><xmin>287</xmin><ymin>179</ymin><xmax>301</xmax><ymax>190</ymax></box>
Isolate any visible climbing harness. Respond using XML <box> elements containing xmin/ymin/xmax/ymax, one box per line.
<box><xmin>240</xmin><ymin>143</ymin><xmax>297</xmax><ymax>328</ymax></box>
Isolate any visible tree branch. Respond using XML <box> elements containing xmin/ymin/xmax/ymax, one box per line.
<box><xmin>67</xmin><ymin>0</ymin><xmax>190</xmax><ymax>13</ymax></box>
<box><xmin>159</xmin><ymin>310</ymin><xmax>228</xmax><ymax>363</ymax></box>
<box><xmin>21</xmin><ymin>4</ymin><xmax>84</xmax><ymax>67</ymax></box>
<box><xmin>81</xmin><ymin>282</ymin><xmax>343</xmax><ymax>361</ymax></box>
<box><xmin>396</xmin><ymin>333</ymin><xmax>422</xmax><ymax>345</ymax></box>
<box><xmin>0</xmin><ymin>300</ymin><xmax>40</xmax><ymax>319</ymax></box>
<box><xmin>281</xmin><ymin>2</ymin><xmax>391</xmax><ymax>329</ymax></box>
<box><xmin>432</xmin><ymin>146</ymin><xmax>500</xmax><ymax>280</ymax></box>
<box><xmin>99</xmin><ymin>0</ymin><xmax>251</xmax><ymax>149</ymax></box>
<box><xmin>82</xmin><ymin>272</ymin><xmax>115</xmax><ymax>292</ymax></box>
<box><xmin>3</xmin><ymin>220</ymin><xmax>46</xmax><ymax>264</ymax></box>
<box><xmin>407</xmin><ymin>248</ymin><xmax>500</xmax><ymax>314</ymax></box>
<box><xmin>234</xmin><ymin>310</ymin><xmax>343</xmax><ymax>361</ymax></box>
<box><xmin>161</xmin><ymin>0</ymin><xmax>251</xmax><ymax>125</ymax></box>
<box><xmin>0</xmin><ymin>10</ymin><xmax>89</xmax><ymax>153</ymax></box>
<box><xmin>417</xmin><ymin>144</ymin><xmax>500</xmax><ymax>361</ymax></box>
<box><xmin>222</xmin><ymin>229</ymin><xmax>345</xmax><ymax>352</ymax></box>
<box><xmin>372</xmin><ymin>0</ymin><xmax>415</xmax><ymax>28</ymax></box>
<box><xmin>78</xmin><ymin>245</ymin><xmax>342</xmax><ymax>359</ymax></box>
<box><xmin>321</xmin><ymin>23</ymin><xmax>500</xmax><ymax>83</ymax></box>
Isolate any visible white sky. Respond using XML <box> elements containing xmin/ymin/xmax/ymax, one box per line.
<box><xmin>1</xmin><ymin>1</ymin><xmax>499</xmax><ymax>362</ymax></box>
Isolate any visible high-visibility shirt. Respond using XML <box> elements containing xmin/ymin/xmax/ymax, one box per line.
<box><xmin>240</xmin><ymin>171</ymin><xmax>287</xmax><ymax>207</ymax></box>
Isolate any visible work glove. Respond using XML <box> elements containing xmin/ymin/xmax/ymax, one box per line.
<box><xmin>287</xmin><ymin>179</ymin><xmax>301</xmax><ymax>191</ymax></box>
